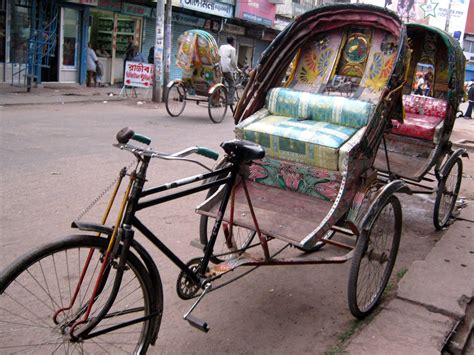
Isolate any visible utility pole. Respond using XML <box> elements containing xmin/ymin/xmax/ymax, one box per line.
<box><xmin>153</xmin><ymin>0</ymin><xmax>165</xmax><ymax>102</ymax></box>
<box><xmin>445</xmin><ymin>0</ymin><xmax>452</xmax><ymax>33</ymax></box>
<box><xmin>163</xmin><ymin>0</ymin><xmax>172</xmax><ymax>101</ymax></box>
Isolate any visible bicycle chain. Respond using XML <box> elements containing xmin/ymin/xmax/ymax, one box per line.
<box><xmin>75</xmin><ymin>160</ymin><xmax>137</xmax><ymax>221</ymax></box>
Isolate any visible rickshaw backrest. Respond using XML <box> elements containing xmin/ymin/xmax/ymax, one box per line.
<box><xmin>288</xmin><ymin>27</ymin><xmax>398</xmax><ymax>103</ymax></box>
<box><xmin>265</xmin><ymin>88</ymin><xmax>373</xmax><ymax>128</ymax></box>
<box><xmin>402</xmin><ymin>95</ymin><xmax>447</xmax><ymax>118</ymax></box>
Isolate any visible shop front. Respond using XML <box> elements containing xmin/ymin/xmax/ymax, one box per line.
<box><xmin>89</xmin><ymin>0</ymin><xmax>151</xmax><ymax>84</ymax></box>
<box><xmin>234</xmin><ymin>0</ymin><xmax>277</xmax><ymax>67</ymax></box>
<box><xmin>1</xmin><ymin>0</ymin><xmax>93</xmax><ymax>85</ymax></box>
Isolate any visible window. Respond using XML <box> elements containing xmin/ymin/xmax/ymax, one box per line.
<box><xmin>62</xmin><ymin>8</ymin><xmax>80</xmax><ymax>67</ymax></box>
<box><xmin>11</xmin><ymin>0</ymin><xmax>31</xmax><ymax>64</ymax></box>
<box><xmin>0</xmin><ymin>0</ymin><xmax>5</xmax><ymax>62</ymax></box>
<box><xmin>463</xmin><ymin>38</ymin><xmax>474</xmax><ymax>53</ymax></box>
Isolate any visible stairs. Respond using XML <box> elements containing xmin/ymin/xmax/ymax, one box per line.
<box><xmin>11</xmin><ymin>0</ymin><xmax>58</xmax><ymax>91</ymax></box>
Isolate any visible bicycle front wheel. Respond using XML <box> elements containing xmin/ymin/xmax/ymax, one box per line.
<box><xmin>0</xmin><ymin>235</ymin><xmax>157</xmax><ymax>353</ymax></box>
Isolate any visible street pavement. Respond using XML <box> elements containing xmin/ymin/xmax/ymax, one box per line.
<box><xmin>0</xmin><ymin>85</ymin><xmax>473</xmax><ymax>353</ymax></box>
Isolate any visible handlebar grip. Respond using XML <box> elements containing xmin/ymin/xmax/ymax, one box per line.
<box><xmin>116</xmin><ymin>127</ymin><xmax>151</xmax><ymax>146</ymax></box>
<box><xmin>132</xmin><ymin>133</ymin><xmax>151</xmax><ymax>146</ymax></box>
<box><xmin>196</xmin><ymin>147</ymin><xmax>219</xmax><ymax>161</ymax></box>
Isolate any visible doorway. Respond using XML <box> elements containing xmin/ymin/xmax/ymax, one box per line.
<box><xmin>238</xmin><ymin>45</ymin><xmax>253</xmax><ymax>68</ymax></box>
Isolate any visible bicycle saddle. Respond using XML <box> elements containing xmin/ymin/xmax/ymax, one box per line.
<box><xmin>220</xmin><ymin>139</ymin><xmax>265</xmax><ymax>162</ymax></box>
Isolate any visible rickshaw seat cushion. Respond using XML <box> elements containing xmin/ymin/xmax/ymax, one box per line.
<box><xmin>237</xmin><ymin>114</ymin><xmax>360</xmax><ymax>170</ymax></box>
<box><xmin>391</xmin><ymin>113</ymin><xmax>444</xmax><ymax>141</ymax></box>
<box><xmin>265</xmin><ymin>88</ymin><xmax>374</xmax><ymax>128</ymax></box>
<box><xmin>390</xmin><ymin>95</ymin><xmax>448</xmax><ymax>141</ymax></box>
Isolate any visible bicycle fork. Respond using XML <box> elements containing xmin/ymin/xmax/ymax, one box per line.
<box><xmin>53</xmin><ymin>168</ymin><xmax>138</xmax><ymax>341</ymax></box>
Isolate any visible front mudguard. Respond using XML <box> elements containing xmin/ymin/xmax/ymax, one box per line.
<box><xmin>71</xmin><ymin>221</ymin><xmax>163</xmax><ymax>344</ymax></box>
<box><xmin>359</xmin><ymin>180</ymin><xmax>410</xmax><ymax>233</ymax></box>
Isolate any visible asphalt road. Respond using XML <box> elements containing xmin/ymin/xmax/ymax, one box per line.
<box><xmin>0</xmin><ymin>101</ymin><xmax>449</xmax><ymax>354</ymax></box>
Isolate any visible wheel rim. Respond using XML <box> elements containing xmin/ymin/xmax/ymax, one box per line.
<box><xmin>166</xmin><ymin>83</ymin><xmax>186</xmax><ymax>117</ymax></box>
<box><xmin>208</xmin><ymin>87</ymin><xmax>227</xmax><ymax>123</ymax></box>
<box><xmin>0</xmin><ymin>239</ymin><xmax>151</xmax><ymax>353</ymax></box>
<box><xmin>203</xmin><ymin>218</ymin><xmax>255</xmax><ymax>263</ymax></box>
<box><xmin>436</xmin><ymin>159</ymin><xmax>462</xmax><ymax>227</ymax></box>
<box><xmin>353</xmin><ymin>199</ymin><xmax>400</xmax><ymax>314</ymax></box>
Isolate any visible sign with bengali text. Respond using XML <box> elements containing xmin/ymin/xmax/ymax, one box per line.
<box><xmin>124</xmin><ymin>62</ymin><xmax>154</xmax><ymax>88</ymax></box>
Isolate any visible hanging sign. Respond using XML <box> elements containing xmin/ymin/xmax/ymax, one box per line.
<box><xmin>124</xmin><ymin>62</ymin><xmax>154</xmax><ymax>88</ymax></box>
<box><xmin>235</xmin><ymin>0</ymin><xmax>276</xmax><ymax>27</ymax></box>
<box><xmin>97</xmin><ymin>0</ymin><xmax>121</xmax><ymax>12</ymax></box>
<box><xmin>172</xmin><ymin>13</ymin><xmax>206</xmax><ymax>27</ymax></box>
<box><xmin>122</xmin><ymin>2</ymin><xmax>152</xmax><ymax>17</ymax></box>
<box><xmin>223</xmin><ymin>23</ymin><xmax>245</xmax><ymax>36</ymax></box>
<box><xmin>180</xmin><ymin>0</ymin><xmax>233</xmax><ymax>18</ymax></box>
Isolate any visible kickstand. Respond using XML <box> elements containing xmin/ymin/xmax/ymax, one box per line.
<box><xmin>183</xmin><ymin>283</ymin><xmax>212</xmax><ymax>332</ymax></box>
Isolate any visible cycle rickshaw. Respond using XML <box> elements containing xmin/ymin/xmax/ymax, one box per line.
<box><xmin>165</xmin><ymin>29</ymin><xmax>230</xmax><ymax>123</ymax></box>
<box><xmin>1</xmin><ymin>4</ymin><xmax>414</xmax><ymax>352</ymax></box>
<box><xmin>374</xmin><ymin>24</ymin><xmax>467</xmax><ymax>230</ymax></box>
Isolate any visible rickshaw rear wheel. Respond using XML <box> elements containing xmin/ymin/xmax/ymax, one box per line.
<box><xmin>433</xmin><ymin>157</ymin><xmax>463</xmax><ymax>230</ymax></box>
<box><xmin>165</xmin><ymin>82</ymin><xmax>187</xmax><ymax>117</ymax></box>
<box><xmin>208</xmin><ymin>86</ymin><xmax>228</xmax><ymax>123</ymax></box>
<box><xmin>348</xmin><ymin>195</ymin><xmax>402</xmax><ymax>319</ymax></box>
<box><xmin>199</xmin><ymin>158</ymin><xmax>256</xmax><ymax>263</ymax></box>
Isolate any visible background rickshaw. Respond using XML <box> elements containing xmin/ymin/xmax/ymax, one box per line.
<box><xmin>374</xmin><ymin>24</ymin><xmax>467</xmax><ymax>230</ymax></box>
<box><xmin>165</xmin><ymin>29</ymin><xmax>229</xmax><ymax>123</ymax></box>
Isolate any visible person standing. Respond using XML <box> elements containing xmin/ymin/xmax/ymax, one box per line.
<box><xmin>148</xmin><ymin>46</ymin><xmax>154</xmax><ymax>64</ymax></box>
<box><xmin>86</xmin><ymin>43</ymin><xmax>98</xmax><ymax>87</ymax></box>
<box><xmin>123</xmin><ymin>36</ymin><xmax>134</xmax><ymax>83</ymax></box>
<box><xmin>218</xmin><ymin>37</ymin><xmax>240</xmax><ymax>103</ymax></box>
<box><xmin>464</xmin><ymin>83</ymin><xmax>474</xmax><ymax>119</ymax></box>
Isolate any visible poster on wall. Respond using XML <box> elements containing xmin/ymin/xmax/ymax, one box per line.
<box><xmin>365</xmin><ymin>0</ymin><xmax>469</xmax><ymax>41</ymax></box>
<box><xmin>235</xmin><ymin>0</ymin><xmax>276</xmax><ymax>27</ymax></box>
<box><xmin>124</xmin><ymin>62</ymin><xmax>154</xmax><ymax>88</ymax></box>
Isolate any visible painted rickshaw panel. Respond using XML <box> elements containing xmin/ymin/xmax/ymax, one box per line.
<box><xmin>221</xmin><ymin>4</ymin><xmax>410</xmax><ymax>249</ymax></box>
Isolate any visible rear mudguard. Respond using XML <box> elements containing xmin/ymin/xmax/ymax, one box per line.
<box><xmin>72</xmin><ymin>221</ymin><xmax>163</xmax><ymax>344</ymax></box>
<box><xmin>359</xmin><ymin>180</ymin><xmax>410</xmax><ymax>233</ymax></box>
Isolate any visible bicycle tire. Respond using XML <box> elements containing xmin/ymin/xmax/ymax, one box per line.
<box><xmin>348</xmin><ymin>196</ymin><xmax>402</xmax><ymax>319</ymax></box>
<box><xmin>0</xmin><ymin>235</ymin><xmax>159</xmax><ymax>353</ymax></box>
<box><xmin>208</xmin><ymin>86</ymin><xmax>228</xmax><ymax>123</ymax></box>
<box><xmin>433</xmin><ymin>157</ymin><xmax>462</xmax><ymax>230</ymax></box>
<box><xmin>165</xmin><ymin>82</ymin><xmax>186</xmax><ymax>117</ymax></box>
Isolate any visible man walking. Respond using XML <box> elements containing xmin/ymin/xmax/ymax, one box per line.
<box><xmin>464</xmin><ymin>83</ymin><xmax>474</xmax><ymax>119</ymax></box>
<box><xmin>219</xmin><ymin>37</ymin><xmax>240</xmax><ymax>103</ymax></box>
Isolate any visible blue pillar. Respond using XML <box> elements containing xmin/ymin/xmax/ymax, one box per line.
<box><xmin>79</xmin><ymin>7</ymin><xmax>90</xmax><ymax>85</ymax></box>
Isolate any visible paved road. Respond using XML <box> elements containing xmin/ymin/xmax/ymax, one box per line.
<box><xmin>0</xmin><ymin>101</ymin><xmax>455</xmax><ymax>353</ymax></box>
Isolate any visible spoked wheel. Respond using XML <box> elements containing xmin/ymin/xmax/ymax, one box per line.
<box><xmin>433</xmin><ymin>157</ymin><xmax>463</xmax><ymax>230</ymax></box>
<box><xmin>0</xmin><ymin>235</ymin><xmax>161</xmax><ymax>353</ymax></box>
<box><xmin>200</xmin><ymin>216</ymin><xmax>256</xmax><ymax>264</ymax></box>
<box><xmin>208</xmin><ymin>86</ymin><xmax>228</xmax><ymax>123</ymax></box>
<box><xmin>199</xmin><ymin>158</ymin><xmax>255</xmax><ymax>263</ymax></box>
<box><xmin>348</xmin><ymin>196</ymin><xmax>402</xmax><ymax>319</ymax></box>
<box><xmin>165</xmin><ymin>82</ymin><xmax>187</xmax><ymax>117</ymax></box>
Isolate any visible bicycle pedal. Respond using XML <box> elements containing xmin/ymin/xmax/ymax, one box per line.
<box><xmin>190</xmin><ymin>239</ymin><xmax>205</xmax><ymax>250</ymax></box>
<box><xmin>185</xmin><ymin>314</ymin><xmax>209</xmax><ymax>333</ymax></box>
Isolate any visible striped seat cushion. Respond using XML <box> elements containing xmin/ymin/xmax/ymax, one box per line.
<box><xmin>266</xmin><ymin>88</ymin><xmax>374</xmax><ymax>128</ymax></box>
<box><xmin>240</xmin><ymin>115</ymin><xmax>358</xmax><ymax>170</ymax></box>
